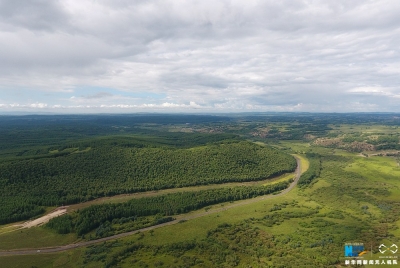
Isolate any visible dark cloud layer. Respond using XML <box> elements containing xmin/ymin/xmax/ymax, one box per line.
<box><xmin>0</xmin><ymin>0</ymin><xmax>400</xmax><ymax>112</ymax></box>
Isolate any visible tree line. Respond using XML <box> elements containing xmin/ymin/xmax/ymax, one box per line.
<box><xmin>47</xmin><ymin>180</ymin><xmax>292</xmax><ymax>236</ymax></box>
<box><xmin>298</xmin><ymin>153</ymin><xmax>321</xmax><ymax>187</ymax></box>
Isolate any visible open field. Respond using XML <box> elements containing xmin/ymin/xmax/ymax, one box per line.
<box><xmin>0</xmin><ymin>227</ymin><xmax>78</xmax><ymax>251</ymax></box>
<box><xmin>0</xmin><ymin>225</ymin><xmax>20</xmax><ymax>235</ymax></box>
<box><xmin>345</xmin><ymin>155</ymin><xmax>400</xmax><ymax>202</ymax></box>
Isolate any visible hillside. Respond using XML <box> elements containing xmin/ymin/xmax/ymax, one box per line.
<box><xmin>0</xmin><ymin>136</ymin><xmax>296</xmax><ymax>224</ymax></box>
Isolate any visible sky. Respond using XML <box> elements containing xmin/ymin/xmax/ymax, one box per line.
<box><xmin>0</xmin><ymin>0</ymin><xmax>400</xmax><ymax>114</ymax></box>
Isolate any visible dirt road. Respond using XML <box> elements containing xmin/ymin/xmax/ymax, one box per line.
<box><xmin>0</xmin><ymin>156</ymin><xmax>302</xmax><ymax>256</ymax></box>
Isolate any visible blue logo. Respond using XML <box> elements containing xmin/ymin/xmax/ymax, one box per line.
<box><xmin>344</xmin><ymin>243</ymin><xmax>365</xmax><ymax>257</ymax></box>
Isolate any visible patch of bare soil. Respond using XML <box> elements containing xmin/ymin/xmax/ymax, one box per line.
<box><xmin>313</xmin><ymin>138</ymin><xmax>342</xmax><ymax>147</ymax></box>
<box><xmin>346</xmin><ymin>141</ymin><xmax>375</xmax><ymax>151</ymax></box>
<box><xmin>313</xmin><ymin>138</ymin><xmax>375</xmax><ymax>152</ymax></box>
<box><xmin>21</xmin><ymin>207</ymin><xmax>67</xmax><ymax>228</ymax></box>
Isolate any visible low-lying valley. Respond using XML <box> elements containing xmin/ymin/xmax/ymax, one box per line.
<box><xmin>0</xmin><ymin>113</ymin><xmax>399</xmax><ymax>267</ymax></box>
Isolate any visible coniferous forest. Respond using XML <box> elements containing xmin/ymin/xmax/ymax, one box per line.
<box><xmin>0</xmin><ymin>115</ymin><xmax>296</xmax><ymax>224</ymax></box>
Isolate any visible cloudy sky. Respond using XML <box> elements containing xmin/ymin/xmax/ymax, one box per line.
<box><xmin>0</xmin><ymin>0</ymin><xmax>400</xmax><ymax>113</ymax></box>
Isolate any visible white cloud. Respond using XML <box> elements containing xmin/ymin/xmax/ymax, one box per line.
<box><xmin>29</xmin><ymin>103</ymin><xmax>48</xmax><ymax>108</ymax></box>
<box><xmin>348</xmin><ymin>86</ymin><xmax>390</xmax><ymax>94</ymax></box>
<box><xmin>1</xmin><ymin>0</ymin><xmax>400</xmax><ymax>112</ymax></box>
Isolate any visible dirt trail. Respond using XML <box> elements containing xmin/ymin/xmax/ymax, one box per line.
<box><xmin>4</xmin><ymin>207</ymin><xmax>68</xmax><ymax>233</ymax></box>
<box><xmin>0</xmin><ymin>156</ymin><xmax>303</xmax><ymax>256</ymax></box>
<box><xmin>21</xmin><ymin>208</ymin><xmax>67</xmax><ymax>228</ymax></box>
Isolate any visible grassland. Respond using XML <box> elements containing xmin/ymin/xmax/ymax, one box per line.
<box><xmin>0</xmin><ymin>227</ymin><xmax>78</xmax><ymax>250</ymax></box>
<box><xmin>0</xmin><ymin>250</ymin><xmax>85</xmax><ymax>268</ymax></box>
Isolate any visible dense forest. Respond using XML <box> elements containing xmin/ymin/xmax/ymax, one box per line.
<box><xmin>0</xmin><ymin>135</ymin><xmax>295</xmax><ymax>224</ymax></box>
